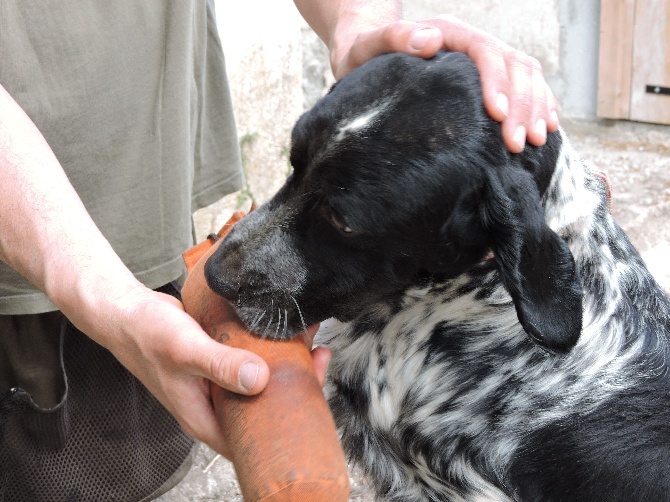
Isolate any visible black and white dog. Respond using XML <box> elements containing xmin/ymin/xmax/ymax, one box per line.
<box><xmin>205</xmin><ymin>52</ymin><xmax>670</xmax><ymax>501</ymax></box>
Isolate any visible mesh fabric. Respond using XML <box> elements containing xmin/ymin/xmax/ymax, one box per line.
<box><xmin>0</xmin><ymin>283</ymin><xmax>194</xmax><ymax>501</ymax></box>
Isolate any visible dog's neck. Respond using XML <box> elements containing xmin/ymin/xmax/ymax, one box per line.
<box><xmin>542</xmin><ymin>131</ymin><xmax>610</xmax><ymax>241</ymax></box>
<box><xmin>543</xmin><ymin>131</ymin><xmax>670</xmax><ymax>347</ymax></box>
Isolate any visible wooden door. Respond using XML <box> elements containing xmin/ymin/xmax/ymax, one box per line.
<box><xmin>598</xmin><ymin>0</ymin><xmax>670</xmax><ymax>124</ymax></box>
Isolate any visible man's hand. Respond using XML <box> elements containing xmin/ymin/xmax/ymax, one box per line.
<box><xmin>85</xmin><ymin>284</ymin><xmax>331</xmax><ymax>459</ymax></box>
<box><xmin>334</xmin><ymin>16</ymin><xmax>558</xmax><ymax>154</ymax></box>
<box><xmin>106</xmin><ymin>285</ymin><xmax>269</xmax><ymax>457</ymax></box>
<box><xmin>295</xmin><ymin>1</ymin><xmax>558</xmax><ymax>153</ymax></box>
<box><xmin>0</xmin><ymin>81</ymin><xmax>330</xmax><ymax>459</ymax></box>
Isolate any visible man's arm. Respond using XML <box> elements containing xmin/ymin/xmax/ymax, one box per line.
<box><xmin>0</xmin><ymin>82</ymin><xmax>272</xmax><ymax>456</ymax></box>
<box><xmin>294</xmin><ymin>0</ymin><xmax>558</xmax><ymax>153</ymax></box>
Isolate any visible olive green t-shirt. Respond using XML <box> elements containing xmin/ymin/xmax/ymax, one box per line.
<box><xmin>0</xmin><ymin>1</ymin><xmax>244</xmax><ymax>314</ymax></box>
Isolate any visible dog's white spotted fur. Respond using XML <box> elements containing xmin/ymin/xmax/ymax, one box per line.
<box><xmin>317</xmin><ymin>132</ymin><xmax>670</xmax><ymax>501</ymax></box>
<box><xmin>206</xmin><ymin>52</ymin><xmax>670</xmax><ymax>501</ymax></box>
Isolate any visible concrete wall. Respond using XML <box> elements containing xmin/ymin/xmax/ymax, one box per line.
<box><xmin>197</xmin><ymin>0</ymin><xmax>601</xmax><ymax>234</ymax></box>
<box><xmin>195</xmin><ymin>1</ymin><xmax>307</xmax><ymax>236</ymax></box>
<box><xmin>548</xmin><ymin>0</ymin><xmax>601</xmax><ymax>119</ymax></box>
<box><xmin>402</xmin><ymin>1</ymin><xmax>562</xmax><ymax>75</ymax></box>
<box><xmin>402</xmin><ymin>0</ymin><xmax>601</xmax><ymax>119</ymax></box>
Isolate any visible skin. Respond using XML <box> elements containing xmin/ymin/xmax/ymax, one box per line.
<box><xmin>0</xmin><ymin>0</ymin><xmax>558</xmax><ymax>457</ymax></box>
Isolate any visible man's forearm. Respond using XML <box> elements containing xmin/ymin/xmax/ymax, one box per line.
<box><xmin>0</xmin><ymin>83</ymin><xmax>141</xmax><ymax>342</ymax></box>
<box><xmin>294</xmin><ymin>0</ymin><xmax>401</xmax><ymax>49</ymax></box>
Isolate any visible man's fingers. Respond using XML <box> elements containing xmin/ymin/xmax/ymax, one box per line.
<box><xmin>172</xmin><ymin>388</ymin><xmax>232</xmax><ymax>459</ymax></box>
<box><xmin>330</xmin><ymin>13</ymin><xmax>560</xmax><ymax>152</ymax></box>
<box><xmin>501</xmin><ymin>53</ymin><xmax>535</xmax><ymax>152</ymax></box>
<box><xmin>422</xmin><ymin>15</ymin><xmax>559</xmax><ymax>152</ymax></box>
<box><xmin>310</xmin><ymin>346</ymin><xmax>332</xmax><ymax>388</ymax></box>
<box><xmin>300</xmin><ymin>323</ymin><xmax>321</xmax><ymax>347</ymax></box>
<box><xmin>468</xmin><ymin>43</ymin><xmax>512</xmax><ymax>124</ymax></box>
<box><xmin>526</xmin><ymin>67</ymin><xmax>552</xmax><ymax>146</ymax></box>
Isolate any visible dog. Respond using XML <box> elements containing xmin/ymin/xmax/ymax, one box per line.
<box><xmin>205</xmin><ymin>52</ymin><xmax>670</xmax><ymax>501</ymax></box>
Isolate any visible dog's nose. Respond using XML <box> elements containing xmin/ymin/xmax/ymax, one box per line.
<box><xmin>208</xmin><ymin>277</ymin><xmax>240</xmax><ymax>302</ymax></box>
<box><xmin>204</xmin><ymin>254</ymin><xmax>240</xmax><ymax>302</ymax></box>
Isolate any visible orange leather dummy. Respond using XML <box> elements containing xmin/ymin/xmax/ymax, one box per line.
<box><xmin>181</xmin><ymin>212</ymin><xmax>350</xmax><ymax>502</ymax></box>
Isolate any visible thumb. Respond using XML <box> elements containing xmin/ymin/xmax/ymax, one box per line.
<box><xmin>334</xmin><ymin>21</ymin><xmax>443</xmax><ymax>79</ymax></box>
<box><xmin>192</xmin><ymin>337</ymin><xmax>270</xmax><ymax>395</ymax></box>
<box><xmin>157</xmin><ymin>292</ymin><xmax>271</xmax><ymax>395</ymax></box>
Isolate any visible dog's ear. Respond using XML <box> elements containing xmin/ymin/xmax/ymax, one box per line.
<box><xmin>481</xmin><ymin>171</ymin><xmax>583</xmax><ymax>354</ymax></box>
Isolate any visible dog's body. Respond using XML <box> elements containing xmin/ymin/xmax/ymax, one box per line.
<box><xmin>206</xmin><ymin>53</ymin><xmax>670</xmax><ymax>501</ymax></box>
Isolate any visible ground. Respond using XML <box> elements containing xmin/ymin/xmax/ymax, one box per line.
<box><xmin>160</xmin><ymin>118</ymin><xmax>670</xmax><ymax>501</ymax></box>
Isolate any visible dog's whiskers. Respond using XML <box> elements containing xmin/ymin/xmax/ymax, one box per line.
<box><xmin>274</xmin><ymin>307</ymin><xmax>281</xmax><ymax>338</ymax></box>
<box><xmin>248</xmin><ymin>309</ymin><xmax>267</xmax><ymax>332</ymax></box>
<box><xmin>262</xmin><ymin>300</ymin><xmax>274</xmax><ymax>339</ymax></box>
<box><xmin>291</xmin><ymin>295</ymin><xmax>308</xmax><ymax>334</ymax></box>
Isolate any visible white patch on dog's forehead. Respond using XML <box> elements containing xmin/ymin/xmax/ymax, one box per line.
<box><xmin>335</xmin><ymin>101</ymin><xmax>390</xmax><ymax>141</ymax></box>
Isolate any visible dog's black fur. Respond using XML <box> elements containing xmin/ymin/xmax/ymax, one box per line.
<box><xmin>205</xmin><ymin>52</ymin><xmax>670</xmax><ymax>501</ymax></box>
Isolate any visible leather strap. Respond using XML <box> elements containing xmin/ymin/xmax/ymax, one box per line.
<box><xmin>183</xmin><ymin>210</ymin><xmax>247</xmax><ymax>273</ymax></box>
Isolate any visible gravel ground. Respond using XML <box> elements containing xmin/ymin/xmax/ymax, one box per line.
<box><xmin>160</xmin><ymin>118</ymin><xmax>670</xmax><ymax>501</ymax></box>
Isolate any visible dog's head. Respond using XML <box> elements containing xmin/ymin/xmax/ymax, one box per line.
<box><xmin>205</xmin><ymin>52</ymin><xmax>583</xmax><ymax>353</ymax></box>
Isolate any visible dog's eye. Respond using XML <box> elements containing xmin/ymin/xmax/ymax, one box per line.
<box><xmin>323</xmin><ymin>203</ymin><xmax>355</xmax><ymax>235</ymax></box>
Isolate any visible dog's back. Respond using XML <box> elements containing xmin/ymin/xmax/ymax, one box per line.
<box><xmin>508</xmin><ymin>135</ymin><xmax>670</xmax><ymax>501</ymax></box>
<box><xmin>315</xmin><ymin>53</ymin><xmax>670</xmax><ymax>501</ymax></box>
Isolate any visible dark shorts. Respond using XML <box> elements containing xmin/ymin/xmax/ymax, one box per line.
<box><xmin>0</xmin><ymin>283</ymin><xmax>194</xmax><ymax>501</ymax></box>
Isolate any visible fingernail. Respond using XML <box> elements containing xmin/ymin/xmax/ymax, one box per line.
<box><xmin>409</xmin><ymin>28</ymin><xmax>440</xmax><ymax>51</ymax></box>
<box><xmin>550</xmin><ymin>110</ymin><xmax>559</xmax><ymax>126</ymax></box>
<box><xmin>239</xmin><ymin>362</ymin><xmax>259</xmax><ymax>391</ymax></box>
<box><xmin>513</xmin><ymin>125</ymin><xmax>526</xmax><ymax>150</ymax></box>
<box><xmin>496</xmin><ymin>93</ymin><xmax>509</xmax><ymax>117</ymax></box>
<box><xmin>535</xmin><ymin>118</ymin><xmax>547</xmax><ymax>140</ymax></box>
